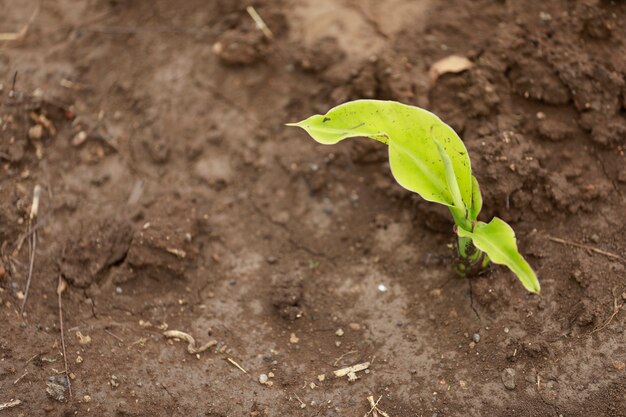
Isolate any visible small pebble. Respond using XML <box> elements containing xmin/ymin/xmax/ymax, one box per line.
<box><xmin>72</xmin><ymin>131</ymin><xmax>88</xmax><ymax>146</ymax></box>
<box><xmin>590</xmin><ymin>234</ymin><xmax>600</xmax><ymax>244</ymax></box>
<box><xmin>377</xmin><ymin>283</ymin><xmax>388</xmax><ymax>292</ymax></box>
<box><xmin>502</xmin><ymin>368</ymin><xmax>516</xmax><ymax>390</ymax></box>
<box><xmin>539</xmin><ymin>11</ymin><xmax>552</xmax><ymax>21</ymax></box>
<box><xmin>115</xmin><ymin>286</ymin><xmax>123</xmax><ymax>294</ymax></box>
<box><xmin>335</xmin><ymin>328</ymin><xmax>344</xmax><ymax>337</ymax></box>
<box><xmin>28</xmin><ymin>124</ymin><xmax>43</xmax><ymax>140</ymax></box>
<box><xmin>472</xmin><ymin>333</ymin><xmax>481</xmax><ymax>343</ymax></box>
<box><xmin>259</xmin><ymin>374</ymin><xmax>268</xmax><ymax>384</ymax></box>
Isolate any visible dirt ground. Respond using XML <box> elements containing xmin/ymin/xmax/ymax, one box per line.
<box><xmin>1</xmin><ymin>0</ymin><xmax>625</xmax><ymax>416</ymax></box>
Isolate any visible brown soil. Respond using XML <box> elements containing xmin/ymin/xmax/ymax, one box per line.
<box><xmin>1</xmin><ymin>1</ymin><xmax>625</xmax><ymax>416</ymax></box>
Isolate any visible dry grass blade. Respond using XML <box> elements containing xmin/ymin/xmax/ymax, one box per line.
<box><xmin>0</xmin><ymin>4</ymin><xmax>40</xmax><ymax>41</ymax></box>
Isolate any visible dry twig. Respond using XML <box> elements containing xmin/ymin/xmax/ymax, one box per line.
<box><xmin>104</xmin><ymin>328</ymin><xmax>124</xmax><ymax>343</ymax></box>
<box><xmin>333</xmin><ymin>350</ymin><xmax>358</xmax><ymax>366</ymax></box>
<box><xmin>226</xmin><ymin>357</ymin><xmax>248</xmax><ymax>374</ymax></box>
<box><xmin>13</xmin><ymin>371</ymin><xmax>28</xmax><ymax>385</ymax></box>
<box><xmin>57</xmin><ymin>276</ymin><xmax>72</xmax><ymax>398</ymax></box>
<box><xmin>246</xmin><ymin>6</ymin><xmax>273</xmax><ymax>40</ymax></box>
<box><xmin>293</xmin><ymin>393</ymin><xmax>306</xmax><ymax>409</ymax></box>
<box><xmin>0</xmin><ymin>399</ymin><xmax>22</xmax><ymax>411</ymax></box>
<box><xmin>334</xmin><ymin>362</ymin><xmax>370</xmax><ymax>378</ymax></box>
<box><xmin>20</xmin><ymin>184</ymin><xmax>41</xmax><ymax>316</ymax></box>
<box><xmin>366</xmin><ymin>395</ymin><xmax>381</xmax><ymax>417</ymax></box>
<box><xmin>366</xmin><ymin>395</ymin><xmax>390</xmax><ymax>417</ymax></box>
<box><xmin>547</xmin><ymin>236</ymin><xmax>624</xmax><ymax>262</ymax></box>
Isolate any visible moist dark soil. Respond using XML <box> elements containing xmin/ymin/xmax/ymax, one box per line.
<box><xmin>1</xmin><ymin>1</ymin><xmax>625</xmax><ymax>416</ymax></box>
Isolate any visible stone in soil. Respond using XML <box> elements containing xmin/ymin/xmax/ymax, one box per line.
<box><xmin>502</xmin><ymin>368</ymin><xmax>516</xmax><ymax>390</ymax></box>
<box><xmin>46</xmin><ymin>375</ymin><xmax>69</xmax><ymax>401</ymax></box>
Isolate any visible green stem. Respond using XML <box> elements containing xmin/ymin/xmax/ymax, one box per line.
<box><xmin>449</xmin><ymin>206</ymin><xmax>471</xmax><ymax>233</ymax></box>
<box><xmin>450</xmin><ymin>207</ymin><xmax>490</xmax><ymax>276</ymax></box>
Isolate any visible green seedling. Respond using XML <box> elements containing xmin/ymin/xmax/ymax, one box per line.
<box><xmin>287</xmin><ymin>100</ymin><xmax>539</xmax><ymax>293</ymax></box>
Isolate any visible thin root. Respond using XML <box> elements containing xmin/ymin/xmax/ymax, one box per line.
<box><xmin>547</xmin><ymin>236</ymin><xmax>624</xmax><ymax>263</ymax></box>
<box><xmin>590</xmin><ymin>289</ymin><xmax>624</xmax><ymax>335</ymax></box>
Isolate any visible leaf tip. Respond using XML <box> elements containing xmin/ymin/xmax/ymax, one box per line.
<box><xmin>531</xmin><ymin>282</ymin><xmax>541</xmax><ymax>294</ymax></box>
<box><xmin>525</xmin><ymin>273</ymin><xmax>541</xmax><ymax>294</ymax></box>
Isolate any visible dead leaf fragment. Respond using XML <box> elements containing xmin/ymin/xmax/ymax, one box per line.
<box><xmin>333</xmin><ymin>362</ymin><xmax>370</xmax><ymax>380</ymax></box>
<box><xmin>163</xmin><ymin>330</ymin><xmax>217</xmax><ymax>354</ymax></box>
<box><xmin>429</xmin><ymin>55</ymin><xmax>473</xmax><ymax>83</ymax></box>
<box><xmin>76</xmin><ymin>331</ymin><xmax>92</xmax><ymax>345</ymax></box>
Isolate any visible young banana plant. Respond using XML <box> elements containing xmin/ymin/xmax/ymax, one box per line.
<box><xmin>287</xmin><ymin>100</ymin><xmax>540</xmax><ymax>293</ymax></box>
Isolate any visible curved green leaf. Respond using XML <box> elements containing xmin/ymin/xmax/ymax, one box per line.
<box><xmin>433</xmin><ymin>134</ymin><xmax>465</xmax><ymax>214</ymax></box>
<box><xmin>457</xmin><ymin>218</ymin><xmax>540</xmax><ymax>293</ymax></box>
<box><xmin>469</xmin><ymin>175</ymin><xmax>483</xmax><ymax>221</ymax></box>
<box><xmin>287</xmin><ymin>100</ymin><xmax>472</xmax><ymax>210</ymax></box>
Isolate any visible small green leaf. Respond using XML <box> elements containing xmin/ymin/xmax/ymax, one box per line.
<box><xmin>432</xmin><ymin>132</ymin><xmax>465</xmax><ymax>214</ymax></box>
<box><xmin>457</xmin><ymin>218</ymin><xmax>540</xmax><ymax>293</ymax></box>
<box><xmin>469</xmin><ymin>175</ymin><xmax>482</xmax><ymax>221</ymax></box>
<box><xmin>288</xmin><ymin>100</ymin><xmax>472</xmax><ymax>210</ymax></box>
